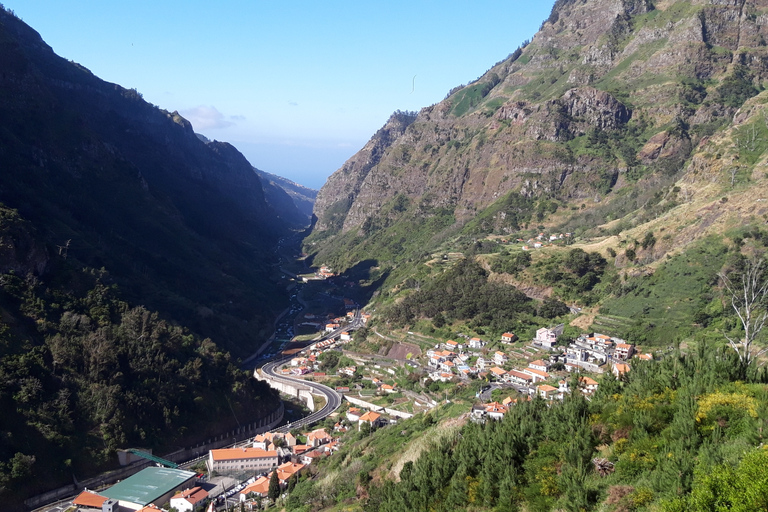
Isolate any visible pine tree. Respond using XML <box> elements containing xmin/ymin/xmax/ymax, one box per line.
<box><xmin>268</xmin><ymin>470</ymin><xmax>280</xmax><ymax>502</ymax></box>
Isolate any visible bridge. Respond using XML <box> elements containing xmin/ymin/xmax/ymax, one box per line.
<box><xmin>125</xmin><ymin>449</ymin><xmax>179</xmax><ymax>469</ymax></box>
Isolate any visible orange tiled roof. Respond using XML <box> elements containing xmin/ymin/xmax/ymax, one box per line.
<box><xmin>73</xmin><ymin>490</ymin><xmax>108</xmax><ymax>508</ymax></box>
<box><xmin>359</xmin><ymin>411</ymin><xmax>381</xmax><ymax>422</ymax></box>
<box><xmin>525</xmin><ymin>368</ymin><xmax>550</xmax><ymax>378</ymax></box>
<box><xmin>210</xmin><ymin>447</ymin><xmax>277</xmax><ymax>461</ymax></box>
<box><xmin>240</xmin><ymin>476</ymin><xmax>270</xmax><ymax>496</ymax></box>
<box><xmin>507</xmin><ymin>370</ymin><xmax>533</xmax><ymax>381</ymax></box>
<box><xmin>136</xmin><ymin>505</ymin><xmax>162</xmax><ymax>512</ymax></box>
<box><xmin>173</xmin><ymin>486</ymin><xmax>208</xmax><ymax>505</ymax></box>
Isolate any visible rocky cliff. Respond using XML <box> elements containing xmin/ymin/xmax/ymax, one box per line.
<box><xmin>309</xmin><ymin>0</ymin><xmax>768</xmax><ymax>268</ymax></box>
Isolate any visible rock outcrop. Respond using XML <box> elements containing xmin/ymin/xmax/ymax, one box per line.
<box><xmin>309</xmin><ymin>0</ymin><xmax>768</xmax><ymax>266</ymax></box>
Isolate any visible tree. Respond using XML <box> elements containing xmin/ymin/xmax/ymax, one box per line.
<box><xmin>719</xmin><ymin>257</ymin><xmax>768</xmax><ymax>364</ymax></box>
<box><xmin>268</xmin><ymin>470</ymin><xmax>280</xmax><ymax>502</ymax></box>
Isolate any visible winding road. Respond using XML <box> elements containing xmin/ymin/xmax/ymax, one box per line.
<box><xmin>253</xmin><ymin>310</ymin><xmax>366</xmax><ymax>430</ymax></box>
<box><xmin>259</xmin><ymin>357</ymin><xmax>343</xmax><ymax>432</ymax></box>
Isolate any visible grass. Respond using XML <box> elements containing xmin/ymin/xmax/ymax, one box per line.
<box><xmin>597</xmin><ymin>238</ymin><xmax>729</xmax><ymax>345</ymax></box>
<box><xmin>450</xmin><ymin>82</ymin><xmax>496</xmax><ymax>117</ymax></box>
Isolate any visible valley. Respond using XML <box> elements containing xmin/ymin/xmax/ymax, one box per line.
<box><xmin>3</xmin><ymin>0</ymin><xmax>768</xmax><ymax>511</ymax></box>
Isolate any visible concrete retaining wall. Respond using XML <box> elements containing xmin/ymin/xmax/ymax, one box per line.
<box><xmin>255</xmin><ymin>370</ymin><xmax>317</xmax><ymax>412</ymax></box>
<box><xmin>344</xmin><ymin>395</ymin><xmax>414</xmax><ymax>419</ymax></box>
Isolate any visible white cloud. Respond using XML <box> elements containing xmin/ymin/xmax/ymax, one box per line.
<box><xmin>179</xmin><ymin>105</ymin><xmax>236</xmax><ymax>130</ymax></box>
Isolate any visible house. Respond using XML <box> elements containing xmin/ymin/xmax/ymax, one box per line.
<box><xmin>239</xmin><ymin>476</ymin><xmax>271</xmax><ymax>499</ymax></box>
<box><xmin>440</xmin><ymin>360</ymin><xmax>455</xmax><ymax>373</ymax></box>
<box><xmin>522</xmin><ymin>367</ymin><xmax>550</xmax><ymax>383</ymax></box>
<box><xmin>276</xmin><ymin>461</ymin><xmax>305</xmax><ymax>484</ymax></box>
<box><xmin>468</xmin><ymin>337</ymin><xmax>485</xmax><ymax>349</ymax></box>
<box><xmin>346</xmin><ymin>407</ymin><xmax>362</xmax><ymax>422</ymax></box>
<box><xmin>325</xmin><ymin>323</ymin><xmax>340</xmax><ymax>332</ymax></box>
<box><xmin>170</xmin><ymin>486</ymin><xmax>209</xmax><ymax>512</ymax></box>
<box><xmin>438</xmin><ymin>372</ymin><xmax>454</xmax><ymax>382</ymax></box>
<box><xmin>612</xmin><ymin>363</ymin><xmax>631</xmax><ymax>378</ymax></box>
<box><xmin>381</xmin><ymin>384</ymin><xmax>397</xmax><ymax>393</ymax></box>
<box><xmin>537</xmin><ymin>384</ymin><xmax>558</xmax><ymax>400</ymax></box>
<box><xmin>614</xmin><ymin>343</ymin><xmax>635</xmax><ymax>360</ymax></box>
<box><xmin>489</xmin><ymin>366</ymin><xmax>507</xmax><ymax>380</ymax></box>
<box><xmin>358</xmin><ymin>411</ymin><xmax>385</xmax><ymax>430</ymax></box>
<box><xmin>535</xmin><ymin>324</ymin><xmax>564</xmax><ymax>349</ymax></box>
<box><xmin>207</xmin><ymin>447</ymin><xmax>278</xmax><ymax>474</ymax></box>
<box><xmin>500</xmin><ymin>332</ymin><xmax>518</xmax><ymax>343</ymax></box>
<box><xmin>476</xmin><ymin>356</ymin><xmax>487</xmax><ymax>370</ymax></box>
<box><xmin>72</xmin><ymin>490</ymin><xmax>108</xmax><ymax>510</ymax></box>
<box><xmin>484</xmin><ymin>402</ymin><xmax>509</xmax><ymax>420</ymax></box>
<box><xmin>306</xmin><ymin>428</ymin><xmax>331</xmax><ymax>448</ymax></box>
<box><xmin>579</xmin><ymin>376</ymin><xmax>599</xmax><ymax>394</ymax></box>
<box><xmin>300</xmin><ymin>449</ymin><xmax>327</xmax><ymax>465</ymax></box>
<box><xmin>444</xmin><ymin>340</ymin><xmax>459</xmax><ymax>351</ymax></box>
<box><xmin>506</xmin><ymin>369</ymin><xmax>534</xmax><ymax>386</ymax></box>
<box><xmin>291</xmin><ymin>445</ymin><xmax>310</xmax><ymax>458</ymax></box>
<box><xmin>494</xmin><ymin>351</ymin><xmax>509</xmax><ymax>365</ymax></box>
<box><xmin>636</xmin><ymin>353</ymin><xmax>653</xmax><ymax>361</ymax></box>
<box><xmin>564</xmin><ymin>362</ymin><xmax>581</xmax><ymax>373</ymax></box>
<box><xmin>528</xmin><ymin>359</ymin><xmax>550</xmax><ymax>372</ymax></box>
<box><xmin>340</xmin><ymin>331</ymin><xmax>352</xmax><ymax>342</ymax></box>
<box><xmin>559</xmin><ymin>376</ymin><xmax>599</xmax><ymax>397</ymax></box>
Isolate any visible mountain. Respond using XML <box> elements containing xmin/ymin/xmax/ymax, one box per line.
<box><xmin>0</xmin><ymin>7</ymin><xmax>290</xmax><ymax>353</ymax></box>
<box><xmin>254</xmin><ymin>167</ymin><xmax>318</xmax><ymax>225</ymax></box>
<box><xmin>0</xmin><ymin>7</ymin><xmax>287</xmax><ymax>507</ymax></box>
<box><xmin>195</xmin><ymin>134</ymin><xmax>317</xmax><ymax>228</ymax></box>
<box><xmin>308</xmin><ymin>0</ymin><xmax>768</xmax><ymax>275</ymax></box>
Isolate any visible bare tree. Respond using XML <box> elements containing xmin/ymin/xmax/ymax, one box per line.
<box><xmin>719</xmin><ymin>257</ymin><xmax>768</xmax><ymax>364</ymax></box>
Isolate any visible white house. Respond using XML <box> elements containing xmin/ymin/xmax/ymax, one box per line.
<box><xmin>468</xmin><ymin>337</ymin><xmax>485</xmax><ymax>349</ymax></box>
<box><xmin>170</xmin><ymin>487</ymin><xmax>208</xmax><ymax>512</ymax></box>
<box><xmin>522</xmin><ymin>367</ymin><xmax>550</xmax><ymax>383</ymax></box>
<box><xmin>500</xmin><ymin>332</ymin><xmax>518</xmax><ymax>343</ymax></box>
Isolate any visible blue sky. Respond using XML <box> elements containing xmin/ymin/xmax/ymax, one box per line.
<box><xmin>12</xmin><ymin>1</ymin><xmax>554</xmax><ymax>189</ymax></box>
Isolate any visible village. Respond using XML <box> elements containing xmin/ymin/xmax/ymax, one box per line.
<box><xmin>58</xmin><ymin>255</ymin><xmax>656</xmax><ymax>512</ymax></box>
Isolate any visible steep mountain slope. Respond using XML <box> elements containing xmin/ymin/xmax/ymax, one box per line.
<box><xmin>0</xmin><ymin>8</ymin><xmax>287</xmax><ymax>508</ymax></box>
<box><xmin>309</xmin><ymin>0</ymin><xmax>768</xmax><ymax>272</ymax></box>
<box><xmin>254</xmin><ymin>167</ymin><xmax>318</xmax><ymax>225</ymax></box>
<box><xmin>0</xmin><ymin>7</ymin><xmax>289</xmax><ymax>353</ymax></box>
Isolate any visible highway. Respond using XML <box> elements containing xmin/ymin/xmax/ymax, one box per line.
<box><xmin>253</xmin><ymin>309</ymin><xmax>365</xmax><ymax>431</ymax></box>
<box><xmin>259</xmin><ymin>357</ymin><xmax>342</xmax><ymax>432</ymax></box>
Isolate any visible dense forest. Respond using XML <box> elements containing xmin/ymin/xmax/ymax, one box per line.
<box><xmin>0</xmin><ymin>206</ymin><xmax>281</xmax><ymax>506</ymax></box>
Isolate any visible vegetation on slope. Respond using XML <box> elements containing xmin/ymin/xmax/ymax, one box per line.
<box><xmin>0</xmin><ymin>205</ymin><xmax>281</xmax><ymax>506</ymax></box>
<box><xmin>362</xmin><ymin>348</ymin><xmax>768</xmax><ymax>512</ymax></box>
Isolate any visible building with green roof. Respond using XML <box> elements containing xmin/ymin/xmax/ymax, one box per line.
<box><xmin>101</xmin><ymin>466</ymin><xmax>197</xmax><ymax>510</ymax></box>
